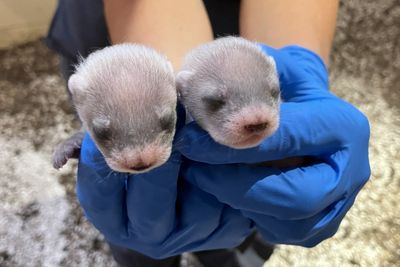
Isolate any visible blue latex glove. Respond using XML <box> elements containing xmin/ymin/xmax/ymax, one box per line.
<box><xmin>77</xmin><ymin>128</ymin><xmax>253</xmax><ymax>258</ymax></box>
<box><xmin>177</xmin><ymin>45</ymin><xmax>371</xmax><ymax>246</ymax></box>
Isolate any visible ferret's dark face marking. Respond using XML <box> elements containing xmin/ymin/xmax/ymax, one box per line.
<box><xmin>69</xmin><ymin>44</ymin><xmax>177</xmax><ymax>173</ymax></box>
<box><xmin>177</xmin><ymin>37</ymin><xmax>280</xmax><ymax>149</ymax></box>
<box><xmin>202</xmin><ymin>94</ymin><xmax>226</xmax><ymax>112</ymax></box>
<box><xmin>159</xmin><ymin>111</ymin><xmax>176</xmax><ymax>133</ymax></box>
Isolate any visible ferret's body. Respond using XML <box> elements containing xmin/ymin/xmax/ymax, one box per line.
<box><xmin>53</xmin><ymin>44</ymin><xmax>177</xmax><ymax>173</ymax></box>
<box><xmin>177</xmin><ymin>37</ymin><xmax>305</xmax><ymax>168</ymax></box>
<box><xmin>177</xmin><ymin>37</ymin><xmax>280</xmax><ymax>149</ymax></box>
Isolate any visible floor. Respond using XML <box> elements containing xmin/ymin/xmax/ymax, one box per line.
<box><xmin>0</xmin><ymin>0</ymin><xmax>399</xmax><ymax>266</ymax></box>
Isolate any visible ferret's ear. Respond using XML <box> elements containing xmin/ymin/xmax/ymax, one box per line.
<box><xmin>93</xmin><ymin>117</ymin><xmax>110</xmax><ymax>128</ymax></box>
<box><xmin>175</xmin><ymin>70</ymin><xmax>194</xmax><ymax>93</ymax></box>
<box><xmin>266</xmin><ymin>56</ymin><xmax>277</xmax><ymax>68</ymax></box>
<box><xmin>155</xmin><ymin>106</ymin><xmax>175</xmax><ymax>120</ymax></box>
<box><xmin>167</xmin><ymin>61</ymin><xmax>174</xmax><ymax>73</ymax></box>
<box><xmin>92</xmin><ymin>117</ymin><xmax>111</xmax><ymax>140</ymax></box>
<box><xmin>68</xmin><ymin>74</ymin><xmax>88</xmax><ymax>97</ymax></box>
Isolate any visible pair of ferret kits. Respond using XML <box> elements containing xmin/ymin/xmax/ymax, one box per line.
<box><xmin>53</xmin><ymin>37</ymin><xmax>281</xmax><ymax>173</ymax></box>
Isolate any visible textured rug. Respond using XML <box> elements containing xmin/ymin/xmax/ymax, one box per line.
<box><xmin>0</xmin><ymin>0</ymin><xmax>399</xmax><ymax>266</ymax></box>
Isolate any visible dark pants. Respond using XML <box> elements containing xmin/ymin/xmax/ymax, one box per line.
<box><xmin>108</xmin><ymin>244</ymin><xmax>182</xmax><ymax>267</ymax></box>
<box><xmin>108</xmin><ymin>232</ymin><xmax>274</xmax><ymax>267</ymax></box>
<box><xmin>109</xmin><ymin>244</ymin><xmax>242</xmax><ymax>267</ymax></box>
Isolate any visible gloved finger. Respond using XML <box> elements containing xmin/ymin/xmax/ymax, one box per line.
<box><xmin>259</xmin><ymin>45</ymin><xmax>330</xmax><ymax>101</ymax></box>
<box><xmin>155</xmin><ymin>180</ymin><xmax>252</xmax><ymax>258</ymax></box>
<box><xmin>110</xmin><ymin>177</ymin><xmax>253</xmax><ymax>259</ymax></box>
<box><xmin>76</xmin><ymin>133</ymin><xmax>129</xmax><ymax>241</ymax></box>
<box><xmin>178</xmin><ymin>98</ymin><xmax>351</xmax><ymax>164</ymax></box>
<box><xmin>125</xmin><ymin>149</ymin><xmax>181</xmax><ymax>244</ymax></box>
<box><xmin>245</xmin><ymin>183</ymin><xmax>362</xmax><ymax>246</ymax></box>
<box><xmin>183</xmin><ymin>156</ymin><xmax>365</xmax><ymax>221</ymax></box>
<box><xmin>123</xmin><ymin>103</ymin><xmax>188</xmax><ymax>243</ymax></box>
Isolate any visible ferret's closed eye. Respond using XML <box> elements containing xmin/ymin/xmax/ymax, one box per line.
<box><xmin>93</xmin><ymin>126</ymin><xmax>112</xmax><ymax>141</ymax></box>
<box><xmin>202</xmin><ymin>95</ymin><xmax>226</xmax><ymax>112</ymax></box>
<box><xmin>270</xmin><ymin>88</ymin><xmax>280</xmax><ymax>99</ymax></box>
<box><xmin>160</xmin><ymin>115</ymin><xmax>175</xmax><ymax>133</ymax></box>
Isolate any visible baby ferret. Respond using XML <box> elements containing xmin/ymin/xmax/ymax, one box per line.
<box><xmin>176</xmin><ymin>37</ymin><xmax>305</xmax><ymax>168</ymax></box>
<box><xmin>176</xmin><ymin>37</ymin><xmax>280</xmax><ymax>149</ymax></box>
<box><xmin>53</xmin><ymin>44</ymin><xmax>177</xmax><ymax>174</ymax></box>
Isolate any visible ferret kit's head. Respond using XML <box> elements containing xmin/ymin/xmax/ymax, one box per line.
<box><xmin>176</xmin><ymin>37</ymin><xmax>280</xmax><ymax>149</ymax></box>
<box><xmin>68</xmin><ymin>44</ymin><xmax>177</xmax><ymax>173</ymax></box>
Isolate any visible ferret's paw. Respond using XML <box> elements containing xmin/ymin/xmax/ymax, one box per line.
<box><xmin>52</xmin><ymin>132</ymin><xmax>85</xmax><ymax>169</ymax></box>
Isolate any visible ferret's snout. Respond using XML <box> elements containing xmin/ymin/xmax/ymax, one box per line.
<box><xmin>244</xmin><ymin>122</ymin><xmax>269</xmax><ymax>133</ymax></box>
<box><xmin>108</xmin><ymin>142</ymin><xmax>171</xmax><ymax>173</ymax></box>
<box><xmin>210</xmin><ymin>104</ymin><xmax>279</xmax><ymax>149</ymax></box>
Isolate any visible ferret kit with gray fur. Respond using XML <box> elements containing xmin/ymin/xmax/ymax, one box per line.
<box><xmin>176</xmin><ymin>37</ymin><xmax>280</xmax><ymax>149</ymax></box>
<box><xmin>53</xmin><ymin>44</ymin><xmax>177</xmax><ymax>173</ymax></box>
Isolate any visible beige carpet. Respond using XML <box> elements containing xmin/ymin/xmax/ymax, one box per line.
<box><xmin>0</xmin><ymin>0</ymin><xmax>399</xmax><ymax>266</ymax></box>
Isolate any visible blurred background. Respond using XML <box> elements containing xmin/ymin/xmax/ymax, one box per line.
<box><xmin>0</xmin><ymin>0</ymin><xmax>399</xmax><ymax>266</ymax></box>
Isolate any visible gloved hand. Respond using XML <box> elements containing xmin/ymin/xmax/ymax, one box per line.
<box><xmin>77</xmin><ymin>131</ymin><xmax>252</xmax><ymax>259</ymax></box>
<box><xmin>177</xmin><ymin>45</ymin><xmax>371</xmax><ymax>246</ymax></box>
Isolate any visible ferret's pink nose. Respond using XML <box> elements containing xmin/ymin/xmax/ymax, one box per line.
<box><xmin>244</xmin><ymin>122</ymin><xmax>268</xmax><ymax>133</ymax></box>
